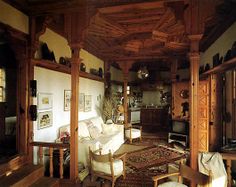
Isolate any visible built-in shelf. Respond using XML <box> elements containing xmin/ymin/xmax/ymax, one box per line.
<box><xmin>32</xmin><ymin>59</ymin><xmax>104</xmax><ymax>82</ymax></box>
<box><xmin>32</xmin><ymin>59</ymin><xmax>71</xmax><ymax>74</ymax></box>
<box><xmin>79</xmin><ymin>71</ymin><xmax>104</xmax><ymax>82</ymax></box>
<box><xmin>202</xmin><ymin>57</ymin><xmax>236</xmax><ymax>76</ymax></box>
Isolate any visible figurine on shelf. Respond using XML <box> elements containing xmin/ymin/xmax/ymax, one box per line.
<box><xmin>80</xmin><ymin>63</ymin><xmax>86</xmax><ymax>72</ymax></box>
<box><xmin>41</xmin><ymin>42</ymin><xmax>55</xmax><ymax>62</ymax></box>
<box><xmin>98</xmin><ymin>67</ymin><xmax>103</xmax><ymax>78</ymax></box>
<box><xmin>204</xmin><ymin>63</ymin><xmax>210</xmax><ymax>71</ymax></box>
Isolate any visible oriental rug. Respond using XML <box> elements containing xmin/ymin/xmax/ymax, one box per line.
<box><xmin>126</xmin><ymin>145</ymin><xmax>186</xmax><ymax>170</ymax></box>
<box><xmin>115</xmin><ymin>142</ymin><xmax>187</xmax><ymax>187</ymax></box>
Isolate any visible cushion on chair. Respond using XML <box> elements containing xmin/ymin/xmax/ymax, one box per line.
<box><xmin>158</xmin><ymin>181</ymin><xmax>188</xmax><ymax>187</ymax></box>
<box><xmin>91</xmin><ymin>159</ymin><xmax>124</xmax><ymax>176</ymax></box>
<box><xmin>125</xmin><ymin>128</ymin><xmax>141</xmax><ymax>139</ymax></box>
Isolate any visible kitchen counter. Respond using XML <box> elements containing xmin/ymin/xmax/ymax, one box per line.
<box><xmin>129</xmin><ymin>107</ymin><xmax>141</xmax><ymax>111</ymax></box>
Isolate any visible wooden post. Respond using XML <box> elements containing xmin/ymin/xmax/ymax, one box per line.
<box><xmin>104</xmin><ymin>61</ymin><xmax>111</xmax><ymax>90</ymax></box>
<box><xmin>49</xmin><ymin>147</ymin><xmax>53</xmax><ymax>177</ymax></box>
<box><xmin>170</xmin><ymin>58</ymin><xmax>178</xmax><ymax>82</ymax></box>
<box><xmin>59</xmin><ymin>148</ymin><xmax>64</xmax><ymax>179</ymax></box>
<box><xmin>70</xmin><ymin>46</ymin><xmax>80</xmax><ymax>181</ymax></box>
<box><xmin>120</xmin><ymin>61</ymin><xmax>133</xmax><ymax>125</ymax></box>
<box><xmin>188</xmin><ymin>35</ymin><xmax>202</xmax><ymax>177</ymax></box>
<box><xmin>123</xmin><ymin>71</ymin><xmax>129</xmax><ymax>125</ymax></box>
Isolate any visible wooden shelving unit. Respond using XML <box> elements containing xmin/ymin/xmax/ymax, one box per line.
<box><xmin>32</xmin><ymin>59</ymin><xmax>71</xmax><ymax>74</ymax></box>
<box><xmin>202</xmin><ymin>57</ymin><xmax>236</xmax><ymax>76</ymax></box>
<box><xmin>32</xmin><ymin>59</ymin><xmax>104</xmax><ymax>82</ymax></box>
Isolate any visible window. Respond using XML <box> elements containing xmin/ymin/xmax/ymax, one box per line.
<box><xmin>0</xmin><ymin>68</ymin><xmax>5</xmax><ymax>102</ymax></box>
<box><xmin>127</xmin><ymin>86</ymin><xmax>130</xmax><ymax>95</ymax></box>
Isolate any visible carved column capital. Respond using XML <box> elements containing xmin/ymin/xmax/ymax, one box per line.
<box><xmin>188</xmin><ymin>34</ymin><xmax>203</xmax><ymax>53</ymax></box>
<box><xmin>188</xmin><ymin>52</ymin><xmax>200</xmax><ymax>61</ymax></box>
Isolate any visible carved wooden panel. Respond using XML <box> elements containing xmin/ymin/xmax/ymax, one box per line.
<box><xmin>198</xmin><ymin>80</ymin><xmax>209</xmax><ymax>152</ymax></box>
<box><xmin>209</xmin><ymin>74</ymin><xmax>222</xmax><ymax>151</ymax></box>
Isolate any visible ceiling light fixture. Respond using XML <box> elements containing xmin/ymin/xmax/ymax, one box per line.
<box><xmin>137</xmin><ymin>66</ymin><xmax>149</xmax><ymax>79</ymax></box>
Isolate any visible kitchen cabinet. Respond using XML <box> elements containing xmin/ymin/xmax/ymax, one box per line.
<box><xmin>140</xmin><ymin>108</ymin><xmax>169</xmax><ymax>132</ymax></box>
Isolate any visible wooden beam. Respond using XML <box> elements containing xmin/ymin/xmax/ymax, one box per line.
<box><xmin>98</xmin><ymin>1</ymin><xmax>165</xmax><ymax>14</ymax></box>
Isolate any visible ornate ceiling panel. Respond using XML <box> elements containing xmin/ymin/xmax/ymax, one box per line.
<box><xmin>83</xmin><ymin>1</ymin><xmax>189</xmax><ymax>63</ymax></box>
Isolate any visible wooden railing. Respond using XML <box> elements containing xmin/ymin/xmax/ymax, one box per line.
<box><xmin>221</xmin><ymin>152</ymin><xmax>236</xmax><ymax>187</ymax></box>
<box><xmin>30</xmin><ymin>142</ymin><xmax>70</xmax><ymax>179</ymax></box>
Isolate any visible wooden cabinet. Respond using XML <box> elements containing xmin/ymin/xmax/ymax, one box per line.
<box><xmin>141</xmin><ymin>108</ymin><xmax>168</xmax><ymax>132</ymax></box>
<box><xmin>172</xmin><ymin>80</ymin><xmax>222</xmax><ymax>151</ymax></box>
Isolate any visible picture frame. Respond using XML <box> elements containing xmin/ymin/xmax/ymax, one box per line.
<box><xmin>38</xmin><ymin>93</ymin><xmax>53</xmax><ymax>110</ymax></box>
<box><xmin>64</xmin><ymin>90</ymin><xmax>71</xmax><ymax>111</ymax></box>
<box><xmin>38</xmin><ymin>111</ymin><xmax>53</xmax><ymax>129</ymax></box>
<box><xmin>84</xmin><ymin>95</ymin><xmax>92</xmax><ymax>112</ymax></box>
<box><xmin>79</xmin><ymin>93</ymin><xmax>85</xmax><ymax>111</ymax></box>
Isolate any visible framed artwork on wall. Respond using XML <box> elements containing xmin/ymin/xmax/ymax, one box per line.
<box><xmin>79</xmin><ymin>93</ymin><xmax>85</xmax><ymax>111</ymax></box>
<box><xmin>84</xmin><ymin>95</ymin><xmax>92</xmax><ymax>112</ymax></box>
<box><xmin>38</xmin><ymin>93</ymin><xmax>53</xmax><ymax>110</ymax></box>
<box><xmin>64</xmin><ymin>90</ymin><xmax>71</xmax><ymax>111</ymax></box>
<box><xmin>38</xmin><ymin>111</ymin><xmax>53</xmax><ymax>129</ymax></box>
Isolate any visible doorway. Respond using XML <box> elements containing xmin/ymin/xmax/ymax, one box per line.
<box><xmin>0</xmin><ymin>27</ymin><xmax>28</xmax><ymax>163</ymax></box>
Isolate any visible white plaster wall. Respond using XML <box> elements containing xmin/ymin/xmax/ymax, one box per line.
<box><xmin>110</xmin><ymin>66</ymin><xmax>123</xmax><ymax>82</ymax></box>
<box><xmin>34</xmin><ymin>67</ymin><xmax>71</xmax><ymax>142</ymax></box>
<box><xmin>142</xmin><ymin>85</ymin><xmax>171</xmax><ymax>106</ymax></box>
<box><xmin>80</xmin><ymin>49</ymin><xmax>104</xmax><ymax>76</ymax></box>
<box><xmin>0</xmin><ymin>0</ymin><xmax>29</xmax><ymax>34</ymax></box>
<box><xmin>78</xmin><ymin>77</ymin><xmax>104</xmax><ymax>121</ymax></box>
<box><xmin>37</xmin><ymin>28</ymin><xmax>71</xmax><ymax>62</ymax></box>
<box><xmin>200</xmin><ymin>22</ymin><xmax>236</xmax><ymax>67</ymax></box>
<box><xmin>34</xmin><ymin>67</ymin><xmax>104</xmax><ymax>142</ymax></box>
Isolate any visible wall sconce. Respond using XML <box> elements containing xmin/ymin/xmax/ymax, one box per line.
<box><xmin>30</xmin><ymin>80</ymin><xmax>37</xmax><ymax>97</ymax></box>
<box><xmin>29</xmin><ymin>105</ymin><xmax>37</xmax><ymax>121</ymax></box>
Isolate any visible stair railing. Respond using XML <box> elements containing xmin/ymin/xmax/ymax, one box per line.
<box><xmin>30</xmin><ymin>142</ymin><xmax>69</xmax><ymax>179</ymax></box>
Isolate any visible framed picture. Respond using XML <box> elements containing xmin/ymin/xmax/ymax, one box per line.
<box><xmin>64</xmin><ymin>90</ymin><xmax>71</xmax><ymax>111</ymax></box>
<box><xmin>84</xmin><ymin>95</ymin><xmax>92</xmax><ymax>112</ymax></box>
<box><xmin>79</xmin><ymin>93</ymin><xmax>85</xmax><ymax>111</ymax></box>
<box><xmin>38</xmin><ymin>93</ymin><xmax>53</xmax><ymax>110</ymax></box>
<box><xmin>38</xmin><ymin>111</ymin><xmax>53</xmax><ymax>129</ymax></box>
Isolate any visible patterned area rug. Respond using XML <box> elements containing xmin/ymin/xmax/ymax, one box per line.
<box><xmin>115</xmin><ymin>137</ymin><xmax>188</xmax><ymax>187</ymax></box>
<box><xmin>126</xmin><ymin>145</ymin><xmax>186</xmax><ymax>170</ymax></box>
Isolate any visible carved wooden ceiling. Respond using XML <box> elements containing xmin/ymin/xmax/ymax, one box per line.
<box><xmin>82</xmin><ymin>1</ymin><xmax>189</xmax><ymax>63</ymax></box>
<box><xmin>4</xmin><ymin>0</ymin><xmax>236</xmax><ymax>69</ymax></box>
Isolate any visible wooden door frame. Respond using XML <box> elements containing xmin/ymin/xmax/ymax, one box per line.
<box><xmin>0</xmin><ymin>22</ymin><xmax>29</xmax><ymax>170</ymax></box>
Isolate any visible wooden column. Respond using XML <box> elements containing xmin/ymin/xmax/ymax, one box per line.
<box><xmin>170</xmin><ymin>58</ymin><xmax>178</xmax><ymax>82</ymax></box>
<box><xmin>104</xmin><ymin>61</ymin><xmax>111</xmax><ymax>90</ymax></box>
<box><xmin>70</xmin><ymin>46</ymin><xmax>80</xmax><ymax>181</ymax></box>
<box><xmin>123</xmin><ymin>71</ymin><xmax>129</xmax><ymax>124</ymax></box>
<box><xmin>120</xmin><ymin>61</ymin><xmax>133</xmax><ymax>125</ymax></box>
<box><xmin>188</xmin><ymin>35</ymin><xmax>202</xmax><ymax>173</ymax></box>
